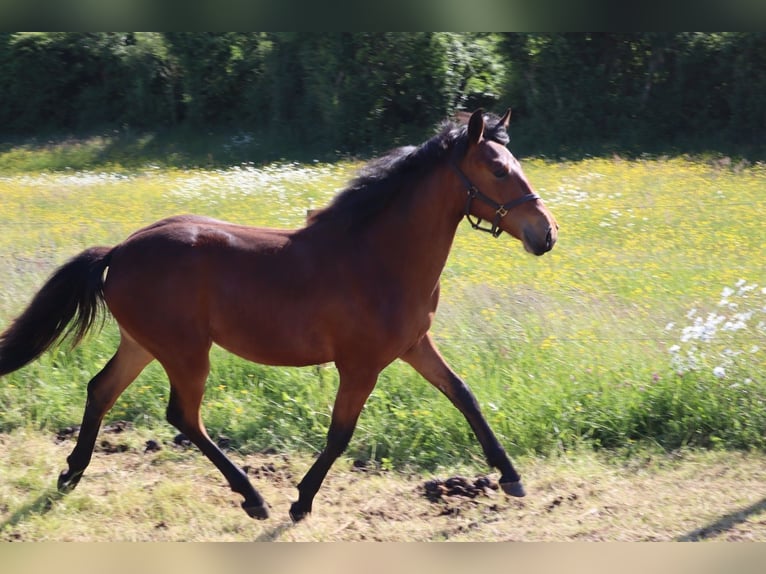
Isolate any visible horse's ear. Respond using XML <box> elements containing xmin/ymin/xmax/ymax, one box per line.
<box><xmin>467</xmin><ymin>108</ymin><xmax>485</xmax><ymax>146</ymax></box>
<box><xmin>498</xmin><ymin>108</ymin><xmax>512</xmax><ymax>129</ymax></box>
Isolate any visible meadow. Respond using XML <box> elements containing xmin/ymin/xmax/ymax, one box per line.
<box><xmin>0</xmin><ymin>142</ymin><xmax>764</xmax><ymax>475</ymax></box>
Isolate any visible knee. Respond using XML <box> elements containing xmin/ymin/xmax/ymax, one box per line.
<box><xmin>451</xmin><ymin>379</ymin><xmax>481</xmax><ymax>408</ymax></box>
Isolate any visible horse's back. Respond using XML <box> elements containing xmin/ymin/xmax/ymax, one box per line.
<box><xmin>103</xmin><ymin>215</ymin><xmax>342</xmax><ymax>366</ymax></box>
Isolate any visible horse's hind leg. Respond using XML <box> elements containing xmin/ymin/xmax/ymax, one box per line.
<box><xmin>58</xmin><ymin>333</ymin><xmax>153</xmax><ymax>491</ymax></box>
<box><xmin>161</xmin><ymin>356</ymin><xmax>269</xmax><ymax>520</ymax></box>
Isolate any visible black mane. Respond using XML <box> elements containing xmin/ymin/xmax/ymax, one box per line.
<box><xmin>308</xmin><ymin>113</ymin><xmax>510</xmax><ymax>232</ymax></box>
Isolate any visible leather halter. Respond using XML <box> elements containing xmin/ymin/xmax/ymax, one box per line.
<box><xmin>452</xmin><ymin>163</ymin><xmax>540</xmax><ymax>238</ymax></box>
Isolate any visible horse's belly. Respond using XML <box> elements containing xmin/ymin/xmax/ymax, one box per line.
<box><xmin>210</xmin><ymin>311</ymin><xmax>336</xmax><ymax>367</ymax></box>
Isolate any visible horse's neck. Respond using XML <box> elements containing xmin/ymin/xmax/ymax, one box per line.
<box><xmin>366</xmin><ymin>168</ymin><xmax>463</xmax><ymax>289</ymax></box>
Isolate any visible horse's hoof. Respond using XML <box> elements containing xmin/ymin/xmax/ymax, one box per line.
<box><xmin>242</xmin><ymin>502</ymin><xmax>270</xmax><ymax>520</ymax></box>
<box><xmin>500</xmin><ymin>480</ymin><xmax>526</xmax><ymax>497</ymax></box>
<box><xmin>57</xmin><ymin>469</ymin><xmax>82</xmax><ymax>493</ymax></box>
<box><xmin>289</xmin><ymin>502</ymin><xmax>310</xmax><ymax>522</ymax></box>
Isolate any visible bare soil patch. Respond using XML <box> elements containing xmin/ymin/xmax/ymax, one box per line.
<box><xmin>1</xmin><ymin>428</ymin><xmax>765</xmax><ymax>541</ymax></box>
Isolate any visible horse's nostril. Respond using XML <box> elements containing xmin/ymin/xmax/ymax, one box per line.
<box><xmin>545</xmin><ymin>228</ymin><xmax>553</xmax><ymax>250</ymax></box>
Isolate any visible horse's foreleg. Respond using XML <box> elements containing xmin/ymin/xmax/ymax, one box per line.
<box><xmin>58</xmin><ymin>335</ymin><xmax>152</xmax><ymax>491</ymax></box>
<box><xmin>289</xmin><ymin>367</ymin><xmax>378</xmax><ymax>522</ymax></box>
<box><xmin>162</xmin><ymin>356</ymin><xmax>269</xmax><ymax>520</ymax></box>
<box><xmin>401</xmin><ymin>333</ymin><xmax>525</xmax><ymax>497</ymax></box>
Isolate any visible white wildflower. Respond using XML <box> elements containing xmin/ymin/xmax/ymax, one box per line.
<box><xmin>713</xmin><ymin>366</ymin><xmax>726</xmax><ymax>378</ymax></box>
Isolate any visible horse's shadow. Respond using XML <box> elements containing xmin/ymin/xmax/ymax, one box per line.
<box><xmin>254</xmin><ymin>520</ymin><xmax>295</xmax><ymax>541</ymax></box>
<box><xmin>0</xmin><ymin>488</ymin><xmax>65</xmax><ymax>537</ymax></box>
<box><xmin>675</xmin><ymin>496</ymin><xmax>766</xmax><ymax>541</ymax></box>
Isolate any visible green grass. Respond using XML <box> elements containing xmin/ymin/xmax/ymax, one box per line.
<box><xmin>0</xmin><ymin>146</ymin><xmax>764</xmax><ymax>470</ymax></box>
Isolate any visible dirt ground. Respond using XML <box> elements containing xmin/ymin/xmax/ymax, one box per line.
<box><xmin>1</xmin><ymin>427</ymin><xmax>765</xmax><ymax>542</ymax></box>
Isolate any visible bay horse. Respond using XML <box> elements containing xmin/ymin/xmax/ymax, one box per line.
<box><xmin>0</xmin><ymin>109</ymin><xmax>557</xmax><ymax>522</ymax></box>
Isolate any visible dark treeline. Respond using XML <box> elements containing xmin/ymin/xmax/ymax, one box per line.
<box><xmin>1</xmin><ymin>32</ymin><xmax>764</xmax><ymax>157</ymax></box>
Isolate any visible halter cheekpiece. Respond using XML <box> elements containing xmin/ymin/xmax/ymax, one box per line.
<box><xmin>451</xmin><ymin>163</ymin><xmax>540</xmax><ymax>238</ymax></box>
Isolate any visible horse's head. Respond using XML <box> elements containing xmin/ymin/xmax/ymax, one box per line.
<box><xmin>455</xmin><ymin>109</ymin><xmax>558</xmax><ymax>255</ymax></box>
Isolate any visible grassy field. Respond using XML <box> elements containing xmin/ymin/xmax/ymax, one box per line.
<box><xmin>0</xmin><ymin>139</ymin><xmax>764</xmax><ymax>470</ymax></box>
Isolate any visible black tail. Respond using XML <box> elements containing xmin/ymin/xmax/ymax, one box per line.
<box><xmin>0</xmin><ymin>246</ymin><xmax>113</xmax><ymax>376</ymax></box>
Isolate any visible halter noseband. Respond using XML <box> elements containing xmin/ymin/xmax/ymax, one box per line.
<box><xmin>452</xmin><ymin>163</ymin><xmax>540</xmax><ymax>238</ymax></box>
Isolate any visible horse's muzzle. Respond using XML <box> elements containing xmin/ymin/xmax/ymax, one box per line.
<box><xmin>524</xmin><ymin>225</ymin><xmax>556</xmax><ymax>256</ymax></box>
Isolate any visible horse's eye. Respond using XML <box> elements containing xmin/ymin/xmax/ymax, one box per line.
<box><xmin>493</xmin><ymin>167</ymin><xmax>508</xmax><ymax>179</ymax></box>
